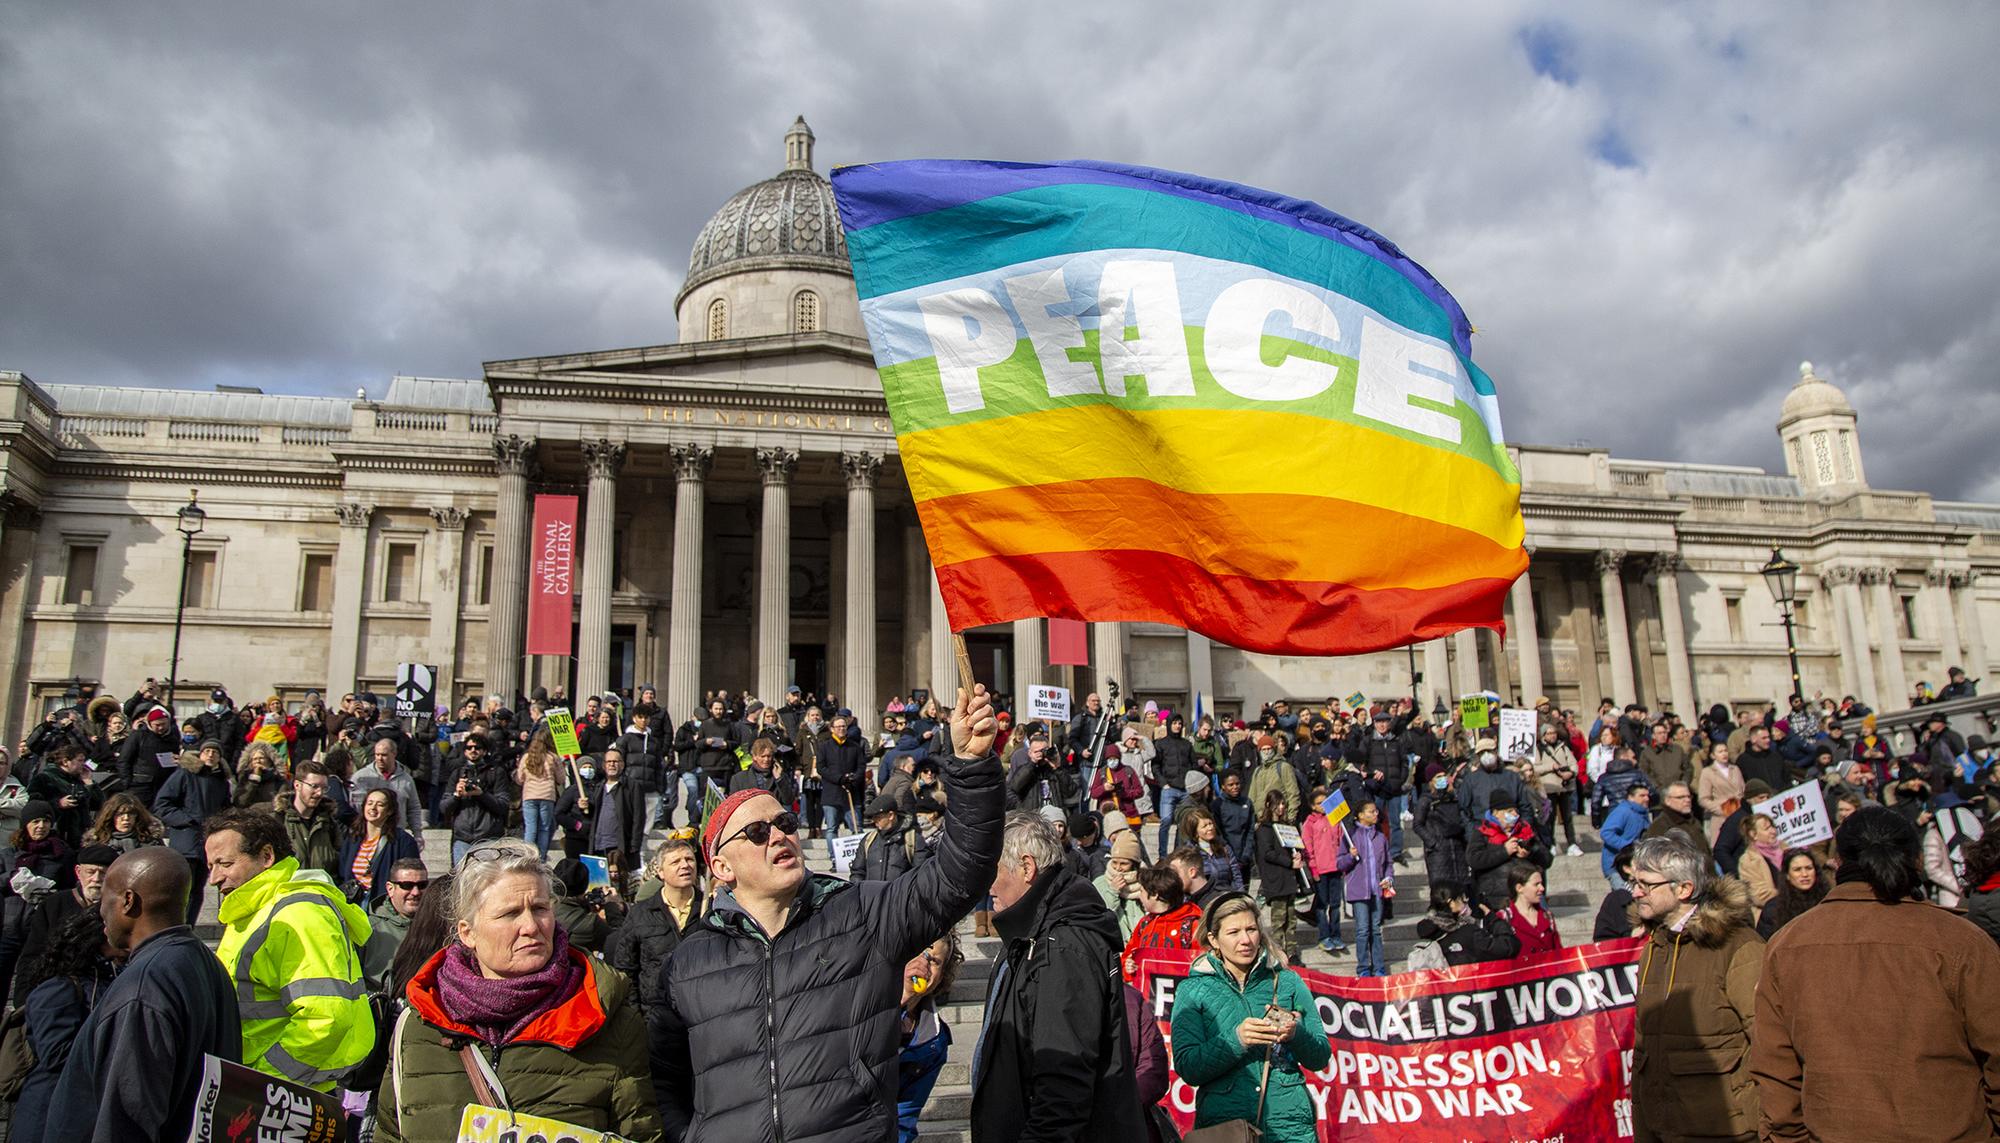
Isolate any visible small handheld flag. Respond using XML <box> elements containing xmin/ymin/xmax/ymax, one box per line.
<box><xmin>1320</xmin><ymin>789</ymin><xmax>1350</xmax><ymax>827</ymax></box>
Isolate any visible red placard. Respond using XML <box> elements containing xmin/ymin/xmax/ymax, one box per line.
<box><xmin>526</xmin><ymin>495</ymin><xmax>578</xmax><ymax>656</ymax></box>
<box><xmin>1048</xmin><ymin>617</ymin><xmax>1089</xmax><ymax>666</ymax></box>
<box><xmin>1133</xmin><ymin>939</ymin><xmax>1644</xmax><ymax>1140</ymax></box>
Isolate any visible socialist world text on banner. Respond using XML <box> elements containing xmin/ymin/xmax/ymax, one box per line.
<box><xmin>526</xmin><ymin>494</ymin><xmax>578</xmax><ymax>656</ymax></box>
<box><xmin>831</xmin><ymin>160</ymin><xmax>1527</xmax><ymax>656</ymax></box>
<box><xmin>1132</xmin><ymin>940</ymin><xmax>1643</xmax><ymax>1141</ymax></box>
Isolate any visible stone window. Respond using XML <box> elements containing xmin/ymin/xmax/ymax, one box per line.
<box><xmin>382</xmin><ymin>540</ymin><xmax>420</xmax><ymax>603</ymax></box>
<box><xmin>1900</xmin><ymin>594</ymin><xmax>1920</xmax><ymax>641</ymax></box>
<box><xmin>475</xmin><ymin>541</ymin><xmax>494</xmax><ymax>606</ymax></box>
<box><xmin>793</xmin><ymin>289</ymin><xmax>821</xmax><ymax>334</ymax></box>
<box><xmin>707</xmin><ymin>297</ymin><xmax>729</xmax><ymax>341</ymax></box>
<box><xmin>299</xmin><ymin>551</ymin><xmax>334</xmax><ymax>612</ymax></box>
<box><xmin>62</xmin><ymin>544</ymin><xmax>98</xmax><ymax>605</ymax></box>
<box><xmin>1723</xmin><ymin>593</ymin><xmax>1744</xmax><ymax>642</ymax></box>
<box><xmin>183</xmin><ymin>549</ymin><xmax>219</xmax><ymax>608</ymax></box>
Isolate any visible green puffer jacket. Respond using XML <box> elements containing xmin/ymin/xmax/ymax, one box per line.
<box><xmin>375</xmin><ymin>947</ymin><xmax>662</xmax><ymax>1142</ymax></box>
<box><xmin>1168</xmin><ymin>949</ymin><xmax>1332</xmax><ymax>1143</ymax></box>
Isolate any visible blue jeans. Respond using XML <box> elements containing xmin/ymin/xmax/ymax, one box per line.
<box><xmin>451</xmin><ymin>840</ymin><xmax>476</xmax><ymax>869</ymax></box>
<box><xmin>521</xmin><ymin>798</ymin><xmax>555</xmax><ymax>858</ymax></box>
<box><xmin>1156</xmin><ymin>785</ymin><xmax>1184</xmax><ymax>856</ymax></box>
<box><xmin>680</xmin><ymin>772</ymin><xmax>703</xmax><ymax>827</ymax></box>
<box><xmin>1351</xmin><ymin>897</ymin><xmax>1387</xmax><ymax>977</ymax></box>
<box><xmin>1382</xmin><ymin>793</ymin><xmax>1407</xmax><ymax>857</ymax></box>
<box><xmin>1313</xmin><ymin>872</ymin><xmax>1345</xmax><ymax>945</ymax></box>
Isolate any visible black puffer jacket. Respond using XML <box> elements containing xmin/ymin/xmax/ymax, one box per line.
<box><xmin>969</xmin><ymin>862</ymin><xmax>1144</xmax><ymax>1142</ymax></box>
<box><xmin>115</xmin><ymin>724</ymin><xmax>178</xmax><ymax>808</ymax></box>
<box><xmin>1155</xmin><ymin>730</ymin><xmax>1195</xmax><ymax>787</ymax></box>
<box><xmin>607</xmin><ymin>890</ymin><xmax>704</xmax><ymax>1017</ymax></box>
<box><xmin>649</xmin><ymin>751</ymin><xmax>1003</xmax><ymax>1143</ymax></box>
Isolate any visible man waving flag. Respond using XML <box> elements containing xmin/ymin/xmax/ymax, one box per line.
<box><xmin>832</xmin><ymin>159</ymin><xmax>1526</xmax><ymax>655</ymax></box>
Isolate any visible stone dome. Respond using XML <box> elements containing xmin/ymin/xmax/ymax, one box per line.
<box><xmin>1778</xmin><ymin>360</ymin><xmax>1855</xmax><ymax>426</ymax></box>
<box><xmin>677</xmin><ymin>117</ymin><xmax>850</xmax><ymax>306</ymax></box>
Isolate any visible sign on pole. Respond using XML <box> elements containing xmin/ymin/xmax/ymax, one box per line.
<box><xmin>546</xmin><ymin>708</ymin><xmax>581</xmax><ymax>758</ymax></box>
<box><xmin>394</xmin><ymin>663</ymin><xmax>437</xmax><ymax>719</ymax></box>
<box><xmin>830</xmin><ymin>833</ymin><xmax>864</xmax><ymax>875</ymax></box>
<box><xmin>1346</xmin><ymin>691</ymin><xmax>1368</xmax><ymax>712</ymax></box>
<box><xmin>1498</xmin><ymin>708</ymin><xmax>1537</xmax><ymax>761</ymax></box>
<box><xmin>1752</xmin><ymin>781</ymin><xmax>1833</xmax><ymax>848</ymax></box>
<box><xmin>1458</xmin><ymin>696</ymin><xmax>1489</xmax><ymax>730</ymax></box>
<box><xmin>1027</xmin><ymin>684</ymin><xmax>1071</xmax><ymax>723</ymax></box>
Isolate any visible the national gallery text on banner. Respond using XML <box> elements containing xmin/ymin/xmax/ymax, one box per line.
<box><xmin>832</xmin><ymin>160</ymin><xmax>1527</xmax><ymax>655</ymax></box>
<box><xmin>1133</xmin><ymin>940</ymin><xmax>1643</xmax><ymax>1141</ymax></box>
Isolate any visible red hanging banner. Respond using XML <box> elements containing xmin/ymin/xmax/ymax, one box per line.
<box><xmin>525</xmin><ymin>495</ymin><xmax>578</xmax><ymax>656</ymax></box>
<box><xmin>1048</xmin><ymin>617</ymin><xmax>1089</xmax><ymax>666</ymax></box>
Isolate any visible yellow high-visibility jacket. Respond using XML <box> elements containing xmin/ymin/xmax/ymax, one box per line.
<box><xmin>214</xmin><ymin>856</ymin><xmax>375</xmax><ymax>1090</ymax></box>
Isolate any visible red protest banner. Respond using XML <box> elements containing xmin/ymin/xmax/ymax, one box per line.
<box><xmin>1133</xmin><ymin>939</ymin><xmax>1644</xmax><ymax>1140</ymax></box>
<box><xmin>526</xmin><ymin>494</ymin><xmax>578</xmax><ymax>656</ymax></box>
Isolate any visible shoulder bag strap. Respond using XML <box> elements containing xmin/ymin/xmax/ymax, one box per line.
<box><xmin>1251</xmin><ymin>968</ymin><xmax>1286</xmax><ymax>1126</ymax></box>
<box><xmin>458</xmin><ymin>1042</ymin><xmax>509</xmax><ymax>1110</ymax></box>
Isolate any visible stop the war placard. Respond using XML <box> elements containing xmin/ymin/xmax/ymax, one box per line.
<box><xmin>1133</xmin><ymin>939</ymin><xmax>1644</xmax><ymax>1140</ymax></box>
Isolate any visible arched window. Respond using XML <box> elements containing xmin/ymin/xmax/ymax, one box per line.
<box><xmin>793</xmin><ymin>289</ymin><xmax>821</xmax><ymax>334</ymax></box>
<box><xmin>707</xmin><ymin>297</ymin><xmax>729</xmax><ymax>341</ymax></box>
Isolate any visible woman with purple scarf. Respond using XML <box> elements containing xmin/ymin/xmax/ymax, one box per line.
<box><xmin>373</xmin><ymin>847</ymin><xmax>662</xmax><ymax>1141</ymax></box>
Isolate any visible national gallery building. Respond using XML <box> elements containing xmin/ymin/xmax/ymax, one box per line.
<box><xmin>1</xmin><ymin>120</ymin><xmax>1994</xmax><ymax>733</ymax></box>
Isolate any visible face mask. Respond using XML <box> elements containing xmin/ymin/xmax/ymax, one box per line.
<box><xmin>805</xmin><ymin>719</ymin><xmax>822</xmax><ymax>733</ymax></box>
<box><xmin>1107</xmin><ymin>757</ymin><xmax>1122</xmax><ymax>770</ymax></box>
<box><xmin>1495</xmin><ymin>810</ymin><xmax>1520</xmax><ymax>828</ymax></box>
<box><xmin>579</xmin><ymin>766</ymin><xmax>597</xmax><ymax>781</ymax></box>
<box><xmin>208</xmin><ymin>703</ymin><xmax>225</xmax><ymax>714</ymax></box>
<box><xmin>1433</xmin><ymin>775</ymin><xmax>1448</xmax><ymax>791</ymax></box>
<box><xmin>181</xmin><ymin>733</ymin><xmax>198</xmax><ymax>745</ymax></box>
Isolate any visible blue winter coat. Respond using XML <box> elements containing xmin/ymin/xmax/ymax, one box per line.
<box><xmin>1600</xmin><ymin>799</ymin><xmax>1652</xmax><ymax>876</ymax></box>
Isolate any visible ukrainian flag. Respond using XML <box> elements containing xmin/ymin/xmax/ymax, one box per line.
<box><xmin>1320</xmin><ymin>789</ymin><xmax>1350</xmax><ymax>827</ymax></box>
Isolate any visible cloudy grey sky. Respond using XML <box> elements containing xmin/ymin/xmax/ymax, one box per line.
<box><xmin>4</xmin><ymin>2</ymin><xmax>1997</xmax><ymax>500</ymax></box>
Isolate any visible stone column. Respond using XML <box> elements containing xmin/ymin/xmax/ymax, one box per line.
<box><xmin>1452</xmin><ymin>628</ymin><xmax>1482</xmax><ymax>697</ymax></box>
<box><xmin>1508</xmin><ymin>560</ymin><xmax>1544</xmax><ymax>705</ymax></box>
<box><xmin>327</xmin><ymin>501</ymin><xmax>373</xmax><ymax>696</ymax></box>
<box><xmin>1954</xmin><ymin>573</ymin><xmax>1991</xmax><ymax>690</ymax></box>
<box><xmin>824</xmin><ymin>498</ymin><xmax>847</xmax><ymax>704</ymax></box>
<box><xmin>1824</xmin><ymin>571</ymin><xmax>1862</xmax><ymax>701</ymax></box>
<box><xmin>1093</xmin><ymin>622</ymin><xmax>1127</xmax><ymax>696</ymax></box>
<box><xmin>486</xmin><ymin>435</ymin><xmax>536</xmax><ymax>705</ymax></box>
<box><xmin>899</xmin><ymin>510</ymin><xmax>928</xmax><ymax>699</ymax></box>
<box><xmin>427</xmin><ymin>506</ymin><xmax>468</xmax><ymax>704</ymax></box>
<box><xmin>754</xmin><ymin>448</ymin><xmax>798</xmax><ymax>704</ymax></box>
<box><xmin>576</xmin><ymin>439</ymin><xmax>626</xmax><ymax>701</ymax></box>
<box><xmin>1650</xmin><ymin>553</ymin><xmax>1696</xmax><ymax>718</ymax></box>
<box><xmin>842</xmin><ymin>452</ymin><xmax>882</xmax><ymax>731</ymax></box>
<box><xmin>1927</xmin><ymin>570</ymin><xmax>1964</xmax><ymax>676</ymax></box>
<box><xmin>929</xmin><ymin>571</ymin><xmax>955</xmax><ymax>699</ymax></box>
<box><xmin>665</xmin><ymin>445</ymin><xmax>712</xmax><ymax>722</ymax></box>
<box><xmin>1597</xmin><ymin>550</ymin><xmax>1637</xmax><ymax>705</ymax></box>
<box><xmin>1828</xmin><ymin>568</ymin><xmax>1878</xmax><ymax>711</ymax></box>
<box><xmin>1012</xmin><ymin>618</ymin><xmax>1045</xmax><ymax>716</ymax></box>
<box><xmin>1424</xmin><ymin>639</ymin><xmax>1451</xmax><ymax>709</ymax></box>
<box><xmin>0</xmin><ymin>495</ymin><xmax>41</xmax><ymax>734</ymax></box>
<box><xmin>1863</xmin><ymin>567</ymin><xmax>1910</xmax><ymax>708</ymax></box>
<box><xmin>1187</xmin><ymin>630</ymin><xmax>1216</xmax><ymax>713</ymax></box>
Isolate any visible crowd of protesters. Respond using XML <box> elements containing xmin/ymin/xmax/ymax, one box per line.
<box><xmin>0</xmin><ymin>666</ymin><xmax>1995</xmax><ymax>1142</ymax></box>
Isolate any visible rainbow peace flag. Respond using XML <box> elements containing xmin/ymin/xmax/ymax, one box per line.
<box><xmin>1320</xmin><ymin>789</ymin><xmax>1351</xmax><ymax>828</ymax></box>
<box><xmin>831</xmin><ymin>160</ymin><xmax>1526</xmax><ymax>654</ymax></box>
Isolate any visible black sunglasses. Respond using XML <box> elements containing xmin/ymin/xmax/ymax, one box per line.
<box><xmin>390</xmin><ymin>879</ymin><xmax>430</xmax><ymax>891</ymax></box>
<box><xmin>716</xmin><ymin>810</ymin><xmax>801</xmax><ymax>853</ymax></box>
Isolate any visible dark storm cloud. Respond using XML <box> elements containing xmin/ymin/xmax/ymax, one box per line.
<box><xmin>4</xmin><ymin>1</ymin><xmax>1997</xmax><ymax>500</ymax></box>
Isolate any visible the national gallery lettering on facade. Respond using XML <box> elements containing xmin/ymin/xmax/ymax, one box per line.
<box><xmin>1</xmin><ymin>119</ymin><xmax>1994</xmax><ymax>732</ymax></box>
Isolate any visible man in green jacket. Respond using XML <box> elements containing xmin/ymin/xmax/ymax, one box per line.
<box><xmin>277</xmin><ymin>759</ymin><xmax>346</xmax><ymax>879</ymax></box>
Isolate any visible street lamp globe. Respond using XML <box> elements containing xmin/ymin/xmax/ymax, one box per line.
<box><xmin>1432</xmin><ymin>695</ymin><xmax>1450</xmax><ymax>724</ymax></box>
<box><xmin>177</xmin><ymin>490</ymin><xmax>206</xmax><ymax>537</ymax></box>
<box><xmin>1760</xmin><ymin>547</ymin><xmax>1800</xmax><ymax>606</ymax></box>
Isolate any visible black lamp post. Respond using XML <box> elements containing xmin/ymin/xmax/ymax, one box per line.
<box><xmin>1760</xmin><ymin>546</ymin><xmax>1803</xmax><ymax>700</ymax></box>
<box><xmin>1432</xmin><ymin>695</ymin><xmax>1450</xmax><ymax>725</ymax></box>
<box><xmin>167</xmin><ymin>490</ymin><xmax>205</xmax><ymax>712</ymax></box>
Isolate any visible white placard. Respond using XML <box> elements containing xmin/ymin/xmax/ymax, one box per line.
<box><xmin>1498</xmin><ymin>708</ymin><xmax>1537</xmax><ymax>761</ymax></box>
<box><xmin>1751</xmin><ymin>781</ymin><xmax>1833</xmax><ymax>848</ymax></box>
<box><xmin>1027</xmin><ymin>685</ymin><xmax>1071</xmax><ymax>723</ymax></box>
<box><xmin>1271</xmin><ymin>823</ymin><xmax>1303</xmax><ymax>849</ymax></box>
<box><xmin>830</xmin><ymin>833</ymin><xmax>864</xmax><ymax>874</ymax></box>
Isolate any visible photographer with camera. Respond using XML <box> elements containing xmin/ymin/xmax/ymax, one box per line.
<box><xmin>437</xmin><ymin>731</ymin><xmax>512</xmax><ymax>867</ymax></box>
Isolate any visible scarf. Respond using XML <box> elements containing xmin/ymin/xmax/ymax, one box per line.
<box><xmin>1752</xmin><ymin>838</ymin><xmax>1785</xmax><ymax>871</ymax></box>
<box><xmin>1977</xmin><ymin>869</ymin><xmax>2000</xmax><ymax>894</ymax></box>
<box><xmin>435</xmin><ymin>926</ymin><xmax>585</xmax><ymax>1047</ymax></box>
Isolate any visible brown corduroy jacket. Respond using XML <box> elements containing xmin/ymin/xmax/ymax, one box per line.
<box><xmin>1751</xmin><ymin>881</ymin><xmax>2000</xmax><ymax>1142</ymax></box>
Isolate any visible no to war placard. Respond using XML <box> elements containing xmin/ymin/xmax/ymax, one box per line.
<box><xmin>1133</xmin><ymin>939</ymin><xmax>1644</xmax><ymax>1140</ymax></box>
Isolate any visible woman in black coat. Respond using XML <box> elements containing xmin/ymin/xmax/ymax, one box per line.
<box><xmin>607</xmin><ymin>840</ymin><xmax>704</xmax><ymax>1019</ymax></box>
